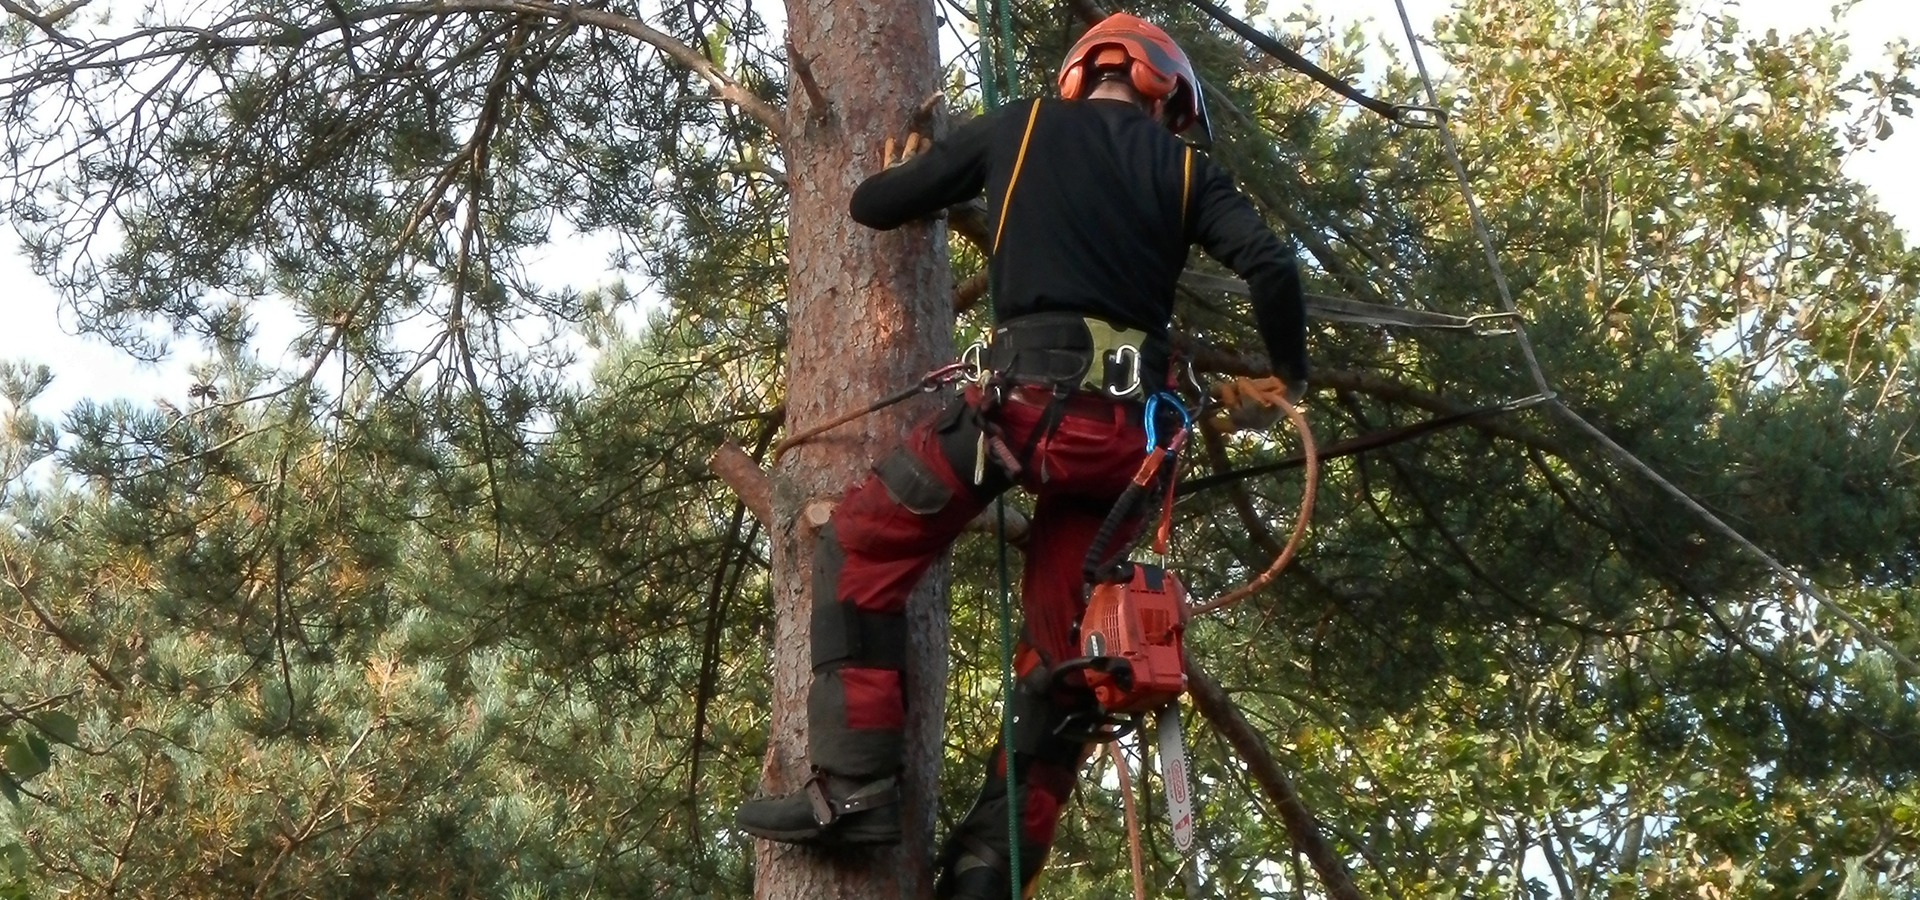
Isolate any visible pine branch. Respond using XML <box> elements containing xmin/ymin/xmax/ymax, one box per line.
<box><xmin>0</xmin><ymin>553</ymin><xmax>126</xmax><ymax>692</ymax></box>
<box><xmin>1187</xmin><ymin>660</ymin><xmax>1367</xmax><ymax>900</ymax></box>
<box><xmin>1</xmin><ymin>0</ymin><xmax>787</xmax><ymax>136</ymax></box>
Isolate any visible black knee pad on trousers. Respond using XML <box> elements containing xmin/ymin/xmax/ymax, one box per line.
<box><xmin>809</xmin><ymin>525</ymin><xmax>908</xmax><ymax>673</ymax></box>
<box><xmin>807</xmin><ymin>524</ymin><xmax>909</xmax><ymax>776</ymax></box>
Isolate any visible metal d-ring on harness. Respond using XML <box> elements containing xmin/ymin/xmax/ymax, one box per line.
<box><xmin>1106</xmin><ymin>345</ymin><xmax>1142</xmax><ymax>398</ymax></box>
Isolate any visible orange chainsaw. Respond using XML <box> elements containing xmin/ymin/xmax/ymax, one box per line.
<box><xmin>1075</xmin><ymin>562</ymin><xmax>1188</xmax><ymax>715</ymax></box>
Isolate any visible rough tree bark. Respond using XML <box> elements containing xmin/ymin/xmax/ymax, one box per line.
<box><xmin>752</xmin><ymin>1</ymin><xmax>951</xmax><ymax>897</ymax></box>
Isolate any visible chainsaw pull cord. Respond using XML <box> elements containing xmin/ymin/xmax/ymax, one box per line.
<box><xmin>1188</xmin><ymin>394</ymin><xmax>1318</xmax><ymax>617</ymax></box>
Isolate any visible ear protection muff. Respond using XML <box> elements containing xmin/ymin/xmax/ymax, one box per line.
<box><xmin>1055</xmin><ymin>13</ymin><xmax>1209</xmax><ymax>141</ymax></box>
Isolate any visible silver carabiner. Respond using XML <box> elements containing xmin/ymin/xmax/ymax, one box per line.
<box><xmin>960</xmin><ymin>340</ymin><xmax>987</xmax><ymax>383</ymax></box>
<box><xmin>1393</xmin><ymin>104</ymin><xmax>1446</xmax><ymax>130</ymax></box>
<box><xmin>1466</xmin><ymin>311</ymin><xmax>1522</xmax><ymax>336</ymax></box>
<box><xmin>1106</xmin><ymin>345</ymin><xmax>1142</xmax><ymax>398</ymax></box>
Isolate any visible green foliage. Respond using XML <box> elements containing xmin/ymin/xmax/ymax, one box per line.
<box><xmin>1</xmin><ymin>0</ymin><xmax>1918</xmax><ymax>897</ymax></box>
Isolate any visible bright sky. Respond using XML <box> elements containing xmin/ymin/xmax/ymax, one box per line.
<box><xmin>2</xmin><ymin>0</ymin><xmax>1915</xmax><ymax>416</ymax></box>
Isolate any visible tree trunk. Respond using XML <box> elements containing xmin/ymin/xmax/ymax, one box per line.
<box><xmin>754</xmin><ymin>1</ymin><xmax>951</xmax><ymax>897</ymax></box>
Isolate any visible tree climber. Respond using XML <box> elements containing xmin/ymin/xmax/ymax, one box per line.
<box><xmin>736</xmin><ymin>12</ymin><xmax>1309</xmax><ymax>897</ymax></box>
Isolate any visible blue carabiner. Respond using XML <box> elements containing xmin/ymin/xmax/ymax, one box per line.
<box><xmin>1143</xmin><ymin>392</ymin><xmax>1192</xmax><ymax>453</ymax></box>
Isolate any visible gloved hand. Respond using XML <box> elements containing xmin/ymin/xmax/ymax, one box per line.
<box><xmin>881</xmin><ymin>132</ymin><xmax>928</xmax><ymax>170</ymax></box>
<box><xmin>1210</xmin><ymin>376</ymin><xmax>1306</xmax><ymax>432</ymax></box>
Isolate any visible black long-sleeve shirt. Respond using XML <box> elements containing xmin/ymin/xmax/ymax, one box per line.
<box><xmin>849</xmin><ymin>97</ymin><xmax>1308</xmax><ymax>384</ymax></box>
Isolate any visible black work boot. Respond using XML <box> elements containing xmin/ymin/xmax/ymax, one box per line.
<box><xmin>735</xmin><ymin>770</ymin><xmax>902</xmax><ymax>847</ymax></box>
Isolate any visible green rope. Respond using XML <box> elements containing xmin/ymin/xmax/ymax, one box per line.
<box><xmin>995</xmin><ymin>499</ymin><xmax>1021</xmax><ymax>899</ymax></box>
<box><xmin>972</xmin><ymin>0</ymin><xmax>1001</xmax><ymax>110</ymax></box>
<box><xmin>992</xmin><ymin>0</ymin><xmax>1018</xmax><ymax>104</ymax></box>
<box><xmin>973</xmin><ymin>0</ymin><xmax>1019</xmax><ymax>108</ymax></box>
<box><xmin>972</xmin><ymin>1</ymin><xmax>1022</xmax><ymax>893</ymax></box>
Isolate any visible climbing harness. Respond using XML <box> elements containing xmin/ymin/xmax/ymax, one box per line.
<box><xmin>968</xmin><ymin>312</ymin><xmax>1165</xmax><ymax>401</ymax></box>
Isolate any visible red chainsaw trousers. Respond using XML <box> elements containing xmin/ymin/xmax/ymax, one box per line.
<box><xmin>806</xmin><ymin>383</ymin><xmax>1149</xmax><ymax>866</ymax></box>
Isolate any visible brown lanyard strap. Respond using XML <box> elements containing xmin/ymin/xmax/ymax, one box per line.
<box><xmin>991</xmin><ymin>99</ymin><xmax>1044</xmax><ymax>256</ymax></box>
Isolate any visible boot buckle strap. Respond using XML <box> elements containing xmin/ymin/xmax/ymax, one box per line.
<box><xmin>836</xmin><ymin>777</ymin><xmax>900</xmax><ymax>816</ymax></box>
<box><xmin>805</xmin><ymin>773</ymin><xmax>837</xmax><ymax>826</ymax></box>
<box><xmin>805</xmin><ymin>773</ymin><xmax>901</xmax><ymax>826</ymax></box>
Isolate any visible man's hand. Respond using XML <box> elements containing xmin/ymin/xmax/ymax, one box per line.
<box><xmin>1210</xmin><ymin>376</ymin><xmax>1306</xmax><ymax>432</ymax></box>
<box><xmin>881</xmin><ymin>132</ymin><xmax>928</xmax><ymax>170</ymax></box>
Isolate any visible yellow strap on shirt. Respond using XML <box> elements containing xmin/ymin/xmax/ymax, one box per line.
<box><xmin>1181</xmin><ymin>145</ymin><xmax>1194</xmax><ymax>233</ymax></box>
<box><xmin>991</xmin><ymin>99</ymin><xmax>1044</xmax><ymax>256</ymax></box>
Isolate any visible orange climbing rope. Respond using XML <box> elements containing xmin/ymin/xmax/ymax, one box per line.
<box><xmin>1109</xmin><ymin>740</ymin><xmax>1150</xmax><ymax>900</ymax></box>
<box><xmin>1188</xmin><ymin>394</ymin><xmax>1318</xmax><ymax>617</ymax></box>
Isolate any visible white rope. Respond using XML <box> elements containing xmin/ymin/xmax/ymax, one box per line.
<box><xmin>1389</xmin><ymin>0</ymin><xmax>1919</xmax><ymax>680</ymax></box>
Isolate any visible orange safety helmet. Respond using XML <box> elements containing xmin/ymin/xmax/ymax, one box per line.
<box><xmin>1057</xmin><ymin>12</ymin><xmax>1211</xmax><ymax>143</ymax></box>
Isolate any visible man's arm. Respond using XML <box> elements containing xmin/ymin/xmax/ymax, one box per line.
<box><xmin>1187</xmin><ymin>157</ymin><xmax>1309</xmax><ymax>386</ymax></box>
<box><xmin>849</xmin><ymin>110</ymin><xmax>1000</xmax><ymax>230</ymax></box>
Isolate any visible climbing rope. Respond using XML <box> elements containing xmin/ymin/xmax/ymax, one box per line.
<box><xmin>1188</xmin><ymin>394</ymin><xmax>1319</xmax><ymax>617</ymax></box>
<box><xmin>769</xmin><ymin>361</ymin><xmax>971</xmax><ymax>464</ymax></box>
<box><xmin>1387</xmin><ymin>0</ymin><xmax>1920</xmax><ymax>680</ymax></box>
<box><xmin>1179</xmin><ymin>270</ymin><xmax>1522</xmax><ymax>334</ymax></box>
<box><xmin>990</xmin><ymin>0</ymin><xmax>1017</xmax><ymax>100</ymax></box>
<box><xmin>967</xmin><ymin>5</ymin><xmax>1023</xmax><ymax>892</ymax></box>
<box><xmin>1108</xmin><ymin>740</ymin><xmax>1149</xmax><ymax>900</ymax></box>
<box><xmin>1179</xmin><ymin>394</ymin><xmax>1550</xmax><ymax>496</ymax></box>
<box><xmin>1188</xmin><ymin>0</ymin><xmax>1443</xmax><ymax>128</ymax></box>
<box><xmin>994</xmin><ymin>495</ymin><xmax>1021</xmax><ymax>900</ymax></box>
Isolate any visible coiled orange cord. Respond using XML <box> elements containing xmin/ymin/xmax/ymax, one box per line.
<box><xmin>1188</xmin><ymin>395</ymin><xmax>1318</xmax><ymax>617</ymax></box>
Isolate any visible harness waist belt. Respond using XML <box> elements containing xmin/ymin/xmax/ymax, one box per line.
<box><xmin>983</xmin><ymin>313</ymin><xmax>1168</xmax><ymax>399</ymax></box>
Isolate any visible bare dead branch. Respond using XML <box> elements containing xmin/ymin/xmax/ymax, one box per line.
<box><xmin>909</xmin><ymin>89</ymin><xmax>944</xmax><ymax>132</ymax></box>
<box><xmin>1188</xmin><ymin>660</ymin><xmax>1366</xmax><ymax>900</ymax></box>
<box><xmin>785</xmin><ymin>36</ymin><xmax>830</xmax><ymax>122</ymax></box>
